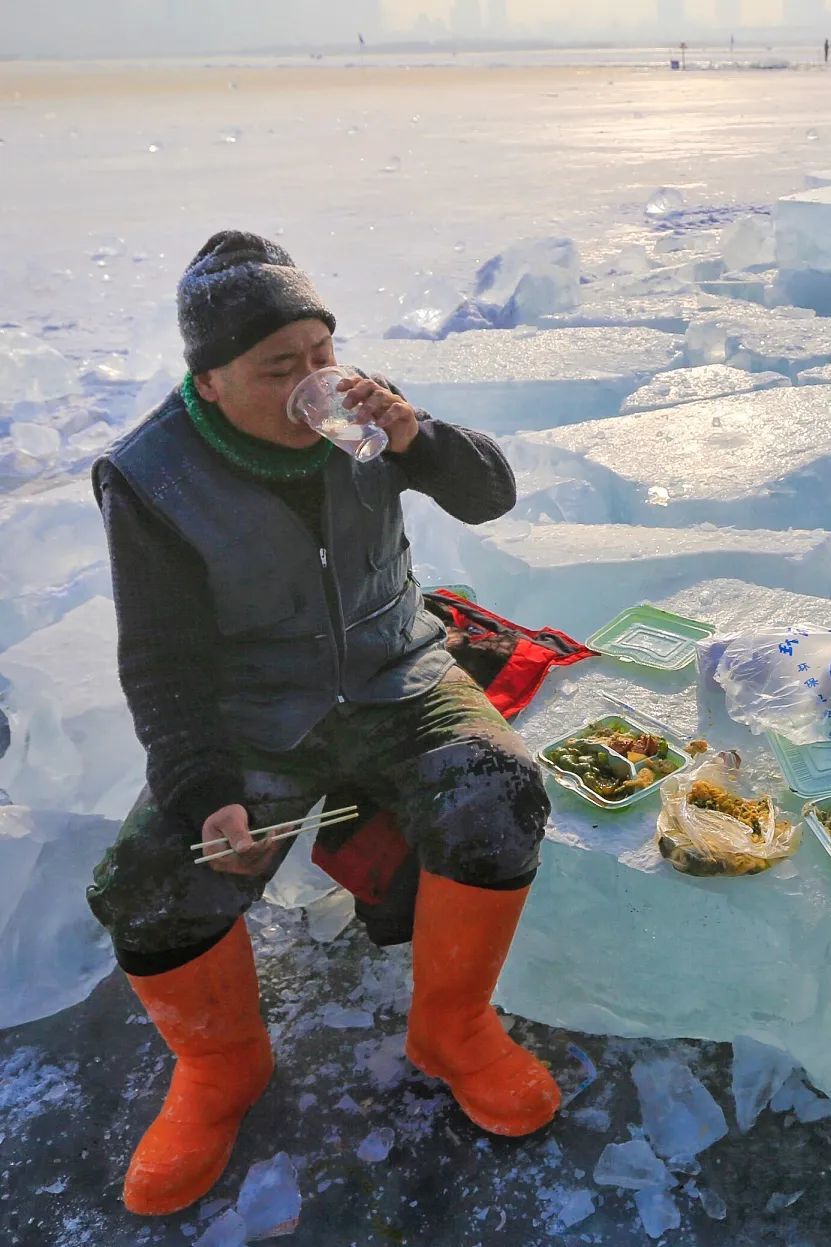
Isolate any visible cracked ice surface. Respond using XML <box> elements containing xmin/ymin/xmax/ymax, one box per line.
<box><xmin>527</xmin><ymin>385</ymin><xmax>831</xmax><ymax>531</ymax></box>
<box><xmin>684</xmin><ymin>302</ymin><xmax>815</xmax><ymax>366</ymax></box>
<box><xmin>496</xmin><ymin>579</ymin><xmax>831</xmax><ymax>1097</ymax></box>
<box><xmin>357</xmin><ymin>326</ymin><xmax>683</xmax><ymax>432</ymax></box>
<box><xmin>676</xmin><ymin>299</ymin><xmax>831</xmax><ymax>376</ymax></box>
<box><xmin>7</xmin><ymin>62</ymin><xmax>831</xmax><ymax>1141</ymax></box>
<box><xmin>618</xmin><ymin>363</ymin><xmax>789</xmax><ymax>414</ymax></box>
<box><xmin>724</xmin><ymin>314</ymin><xmax>831</xmax><ymax>376</ymax></box>
<box><xmin>446</xmin><ymin>515</ymin><xmax>831</xmax><ymax>640</ymax></box>
<box><xmin>632</xmin><ymin>1057</ymin><xmax>728</xmax><ymax>1158</ymax></box>
<box><xmin>539</xmin><ymin>291</ymin><xmax>728</xmax><ymax>332</ymax></box>
<box><xmin>776</xmin><ymin>186</ymin><xmax>831</xmax><ymax>272</ymax></box>
<box><xmin>796</xmin><ymin>362</ymin><xmax>831</xmax><ymax>385</ymax></box>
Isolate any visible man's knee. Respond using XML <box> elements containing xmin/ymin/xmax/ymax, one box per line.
<box><xmin>397</xmin><ymin>732</ymin><xmax>550</xmax><ymax>885</ymax></box>
<box><xmin>86</xmin><ymin>797</ymin><xmax>255</xmax><ymax>957</ymax></box>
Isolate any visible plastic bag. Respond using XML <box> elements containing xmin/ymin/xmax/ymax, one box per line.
<box><xmin>656</xmin><ymin>757</ymin><xmax>800</xmax><ymax>877</ymax></box>
<box><xmin>702</xmin><ymin>626</ymin><xmax>831</xmax><ymax>746</ymax></box>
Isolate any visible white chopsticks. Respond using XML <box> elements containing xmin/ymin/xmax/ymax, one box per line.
<box><xmin>191</xmin><ymin>803</ymin><xmax>359</xmax><ymax>865</ymax></box>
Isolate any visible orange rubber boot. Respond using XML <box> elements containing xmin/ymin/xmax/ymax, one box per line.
<box><xmin>123</xmin><ymin>917</ymin><xmax>274</xmax><ymax>1216</ymax></box>
<box><xmin>406</xmin><ymin>871</ymin><xmax>560</xmax><ymax>1137</ymax></box>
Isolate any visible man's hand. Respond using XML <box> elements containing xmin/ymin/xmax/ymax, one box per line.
<box><xmin>201</xmin><ymin>803</ymin><xmax>286</xmax><ymax>877</ymax></box>
<box><xmin>337</xmin><ymin>376</ymin><xmax>419</xmax><ymax>454</ymax></box>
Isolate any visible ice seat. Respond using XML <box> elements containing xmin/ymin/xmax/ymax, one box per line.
<box><xmin>0</xmin><ymin>597</ymin><xmax>144</xmax><ymax>818</ymax></box>
<box><xmin>499</xmin><ymin>579</ymin><xmax>831</xmax><ymax>1099</ymax></box>
<box><xmin>0</xmin><ymin>481</ymin><xmax>110</xmax><ymax>650</ymax></box>
<box><xmin>357</xmin><ymin>327</ymin><xmax>683</xmax><ymax>433</ymax></box>
<box><xmin>0</xmin><ymin>804</ymin><xmax>118</xmax><ymax>1028</ymax></box>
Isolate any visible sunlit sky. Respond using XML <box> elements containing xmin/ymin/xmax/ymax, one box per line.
<box><xmin>0</xmin><ymin>0</ymin><xmax>825</xmax><ymax>58</ymax></box>
<box><xmin>386</xmin><ymin>1</ymin><xmax>790</xmax><ymax>32</ymax></box>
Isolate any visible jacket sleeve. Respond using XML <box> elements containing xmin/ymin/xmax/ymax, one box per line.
<box><xmin>374</xmin><ymin>374</ymin><xmax>517</xmax><ymax>524</ymax></box>
<box><xmin>95</xmin><ymin>460</ymin><xmax>245</xmax><ymax>829</ymax></box>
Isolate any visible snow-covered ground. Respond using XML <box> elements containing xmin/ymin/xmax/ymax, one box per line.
<box><xmin>5</xmin><ymin>55</ymin><xmax>831</xmax><ymax>1244</ymax></box>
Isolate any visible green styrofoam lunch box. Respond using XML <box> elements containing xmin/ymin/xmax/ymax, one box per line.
<box><xmin>586</xmin><ymin>604</ymin><xmax>715</xmax><ymax>672</ymax></box>
<box><xmin>767</xmin><ymin>732</ymin><xmax>831</xmax><ymax>801</ymax></box>
<box><xmin>802</xmin><ymin>797</ymin><xmax>831</xmax><ymax>859</ymax></box>
<box><xmin>537</xmin><ymin>714</ymin><xmax>693</xmax><ymax>811</ymax></box>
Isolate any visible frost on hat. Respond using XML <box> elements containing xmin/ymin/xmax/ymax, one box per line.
<box><xmin>177</xmin><ymin>230</ymin><xmax>336</xmax><ymax>372</ymax></box>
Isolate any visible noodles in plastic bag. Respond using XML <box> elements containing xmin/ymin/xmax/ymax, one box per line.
<box><xmin>656</xmin><ymin>757</ymin><xmax>800</xmax><ymax>877</ymax></box>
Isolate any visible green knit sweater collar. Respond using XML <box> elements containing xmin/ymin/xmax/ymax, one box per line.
<box><xmin>181</xmin><ymin>372</ymin><xmax>333</xmax><ymax>482</ymax></box>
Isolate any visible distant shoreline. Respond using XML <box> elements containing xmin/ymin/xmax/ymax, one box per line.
<box><xmin>2</xmin><ymin>55</ymin><xmax>826</xmax><ymax>108</ymax></box>
<box><xmin>1</xmin><ymin>40</ymin><xmax>830</xmax><ymax>69</ymax></box>
<box><xmin>2</xmin><ymin>34</ymin><xmax>831</xmax><ymax>60</ymax></box>
<box><xmin>2</xmin><ymin>41</ymin><xmax>830</xmax><ymax>105</ymax></box>
<box><xmin>1</xmin><ymin>45</ymin><xmax>827</xmax><ymax>73</ymax></box>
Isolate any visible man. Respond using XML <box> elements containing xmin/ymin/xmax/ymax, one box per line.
<box><xmin>89</xmin><ymin>231</ymin><xmax>559</xmax><ymax>1218</ymax></box>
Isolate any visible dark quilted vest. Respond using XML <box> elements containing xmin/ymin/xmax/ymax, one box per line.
<box><xmin>95</xmin><ymin>389</ymin><xmax>451</xmax><ymax>752</ymax></box>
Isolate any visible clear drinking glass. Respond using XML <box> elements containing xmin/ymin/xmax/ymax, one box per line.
<box><xmin>286</xmin><ymin>365</ymin><xmax>389</xmax><ymax>462</ymax></box>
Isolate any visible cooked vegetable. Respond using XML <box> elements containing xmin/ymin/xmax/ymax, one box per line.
<box><xmin>545</xmin><ymin>718</ymin><xmax>682</xmax><ymax>802</ymax></box>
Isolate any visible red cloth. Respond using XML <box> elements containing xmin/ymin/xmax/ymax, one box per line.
<box><xmin>311</xmin><ymin>594</ymin><xmax>595</xmax><ymax>943</ymax></box>
<box><xmin>422</xmin><ymin>590</ymin><xmax>595</xmax><ymax>720</ymax></box>
<box><xmin>312</xmin><ymin>808</ymin><xmax>412</xmax><ymax>907</ymax></box>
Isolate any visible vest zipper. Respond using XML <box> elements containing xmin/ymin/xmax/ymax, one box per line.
<box><xmin>344</xmin><ymin>578</ymin><xmax>410</xmax><ymax>632</ymax></box>
<box><xmin>319</xmin><ymin>544</ymin><xmax>346</xmax><ymax>702</ymax></box>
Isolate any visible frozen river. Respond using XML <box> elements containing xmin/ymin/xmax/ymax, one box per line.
<box><xmin>4</xmin><ymin>53</ymin><xmax>831</xmax><ymax>1246</ymax></box>
<box><xmin>5</xmin><ymin>55</ymin><xmax>831</xmax><ymax>353</ymax></box>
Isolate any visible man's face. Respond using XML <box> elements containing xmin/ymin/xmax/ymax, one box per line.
<box><xmin>194</xmin><ymin>318</ymin><xmax>336</xmax><ymax>448</ymax></box>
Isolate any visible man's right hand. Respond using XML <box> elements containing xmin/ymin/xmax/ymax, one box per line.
<box><xmin>201</xmin><ymin>803</ymin><xmax>285</xmax><ymax>876</ymax></box>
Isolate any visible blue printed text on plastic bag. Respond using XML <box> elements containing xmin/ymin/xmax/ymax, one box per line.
<box><xmin>712</xmin><ymin>626</ymin><xmax>831</xmax><ymax>746</ymax></box>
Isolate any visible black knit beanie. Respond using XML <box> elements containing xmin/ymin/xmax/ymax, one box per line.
<box><xmin>177</xmin><ymin>231</ymin><xmax>337</xmax><ymax>373</ymax></box>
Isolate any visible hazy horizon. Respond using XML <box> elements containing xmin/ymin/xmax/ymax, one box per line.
<box><xmin>2</xmin><ymin>1</ymin><xmax>831</xmax><ymax>60</ymax></box>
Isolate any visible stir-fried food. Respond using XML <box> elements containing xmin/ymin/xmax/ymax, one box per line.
<box><xmin>687</xmin><ymin>779</ymin><xmax>770</xmax><ymax>838</ymax></box>
<box><xmin>545</xmin><ymin>720</ymin><xmax>682</xmax><ymax>802</ymax></box>
<box><xmin>814</xmin><ymin>806</ymin><xmax>831</xmax><ymax>831</ymax></box>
